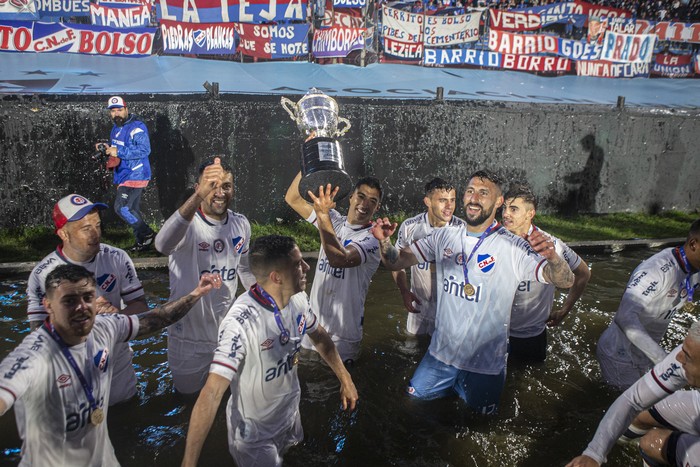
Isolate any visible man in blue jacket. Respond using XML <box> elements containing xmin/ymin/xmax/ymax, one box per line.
<box><xmin>99</xmin><ymin>96</ymin><xmax>155</xmax><ymax>251</ymax></box>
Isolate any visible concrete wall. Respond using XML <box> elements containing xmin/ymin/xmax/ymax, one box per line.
<box><xmin>1</xmin><ymin>94</ymin><xmax>698</xmax><ymax>229</ymax></box>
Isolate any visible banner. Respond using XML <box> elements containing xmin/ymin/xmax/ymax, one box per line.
<box><xmin>91</xmin><ymin>3</ymin><xmax>151</xmax><ymax>28</ymax></box>
<box><xmin>635</xmin><ymin>20</ymin><xmax>700</xmax><ymax>43</ymax></box>
<box><xmin>697</xmin><ymin>54</ymin><xmax>700</xmax><ymax>75</ymax></box>
<box><xmin>576</xmin><ymin>60</ymin><xmax>649</xmax><ymax>77</ymax></box>
<box><xmin>557</xmin><ymin>37</ymin><xmax>601</xmax><ymax>60</ymax></box>
<box><xmin>424</xmin><ymin>11</ymin><xmax>480</xmax><ymax>46</ymax></box>
<box><xmin>600</xmin><ymin>31</ymin><xmax>656</xmax><ymax>63</ymax></box>
<box><xmin>0</xmin><ymin>20</ymin><xmax>155</xmax><ymax>56</ymax></box>
<box><xmin>313</xmin><ymin>26</ymin><xmax>364</xmax><ymax>57</ymax></box>
<box><xmin>160</xmin><ymin>19</ymin><xmax>236</xmax><ymax>54</ymax></box>
<box><xmin>157</xmin><ymin>0</ymin><xmax>307</xmax><ymax>23</ymax></box>
<box><xmin>488</xmin><ymin>9</ymin><xmax>541</xmax><ymax>31</ymax></box>
<box><xmin>488</xmin><ymin>29</ymin><xmax>558</xmax><ymax>55</ymax></box>
<box><xmin>321</xmin><ymin>8</ymin><xmax>363</xmax><ymax>28</ymax></box>
<box><xmin>235</xmin><ymin>22</ymin><xmax>309</xmax><ymax>58</ymax></box>
<box><xmin>383</xmin><ymin>36</ymin><xmax>422</xmax><ymax>59</ymax></box>
<box><xmin>651</xmin><ymin>53</ymin><xmax>694</xmax><ymax>77</ymax></box>
<box><xmin>588</xmin><ymin>16</ymin><xmax>635</xmax><ymax>43</ymax></box>
<box><xmin>333</xmin><ymin>0</ymin><xmax>366</xmax><ymax>8</ymax></box>
<box><xmin>501</xmin><ymin>54</ymin><xmax>570</xmax><ymax>72</ymax></box>
<box><xmin>381</xmin><ymin>6</ymin><xmax>421</xmax><ymax>59</ymax></box>
<box><xmin>0</xmin><ymin>0</ymin><xmax>38</xmax><ymax>20</ymax></box>
<box><xmin>424</xmin><ymin>47</ymin><xmax>500</xmax><ymax>66</ymax></box>
<box><xmin>38</xmin><ymin>0</ymin><xmax>91</xmax><ymax>17</ymax></box>
<box><xmin>513</xmin><ymin>1</ymin><xmax>629</xmax><ymax>27</ymax></box>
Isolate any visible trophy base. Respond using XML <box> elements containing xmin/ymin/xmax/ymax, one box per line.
<box><xmin>300</xmin><ymin>137</ymin><xmax>352</xmax><ymax>202</ymax></box>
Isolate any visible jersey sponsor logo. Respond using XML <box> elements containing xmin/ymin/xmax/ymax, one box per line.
<box><xmin>261</xmin><ymin>338</ymin><xmax>274</xmax><ymax>351</ymax></box>
<box><xmin>477</xmin><ymin>254</ymin><xmax>496</xmax><ymax>272</ymax></box>
<box><xmin>97</xmin><ymin>273</ymin><xmax>117</xmax><ymax>293</ymax></box>
<box><xmin>417</xmin><ymin>262</ymin><xmax>430</xmax><ymax>270</ymax></box>
<box><xmin>200</xmin><ymin>265</ymin><xmax>237</xmax><ymax>282</ymax></box>
<box><xmin>198</xmin><ymin>241</ymin><xmax>210</xmax><ymax>251</ymax></box>
<box><xmin>628</xmin><ymin>271</ymin><xmax>647</xmax><ymax>289</ymax></box>
<box><xmin>231</xmin><ymin>236</ymin><xmax>246</xmax><ymax>254</ymax></box>
<box><xmin>517</xmin><ymin>280</ymin><xmax>531</xmax><ymax>292</ymax></box>
<box><xmin>57</xmin><ymin>374</ymin><xmax>72</xmax><ymax>388</ymax></box>
<box><xmin>213</xmin><ymin>239</ymin><xmax>225</xmax><ymax>253</ymax></box>
<box><xmin>642</xmin><ymin>281</ymin><xmax>659</xmax><ymax>296</ymax></box>
<box><xmin>34</xmin><ymin>256</ymin><xmax>57</xmax><ymax>276</ymax></box>
<box><xmin>235</xmin><ymin>308</ymin><xmax>254</xmax><ymax>326</ymax></box>
<box><xmin>94</xmin><ymin>349</ymin><xmax>109</xmax><ymax>372</ymax></box>
<box><xmin>228</xmin><ymin>334</ymin><xmax>243</xmax><ymax>358</ymax></box>
<box><xmin>317</xmin><ymin>257</ymin><xmax>345</xmax><ymax>279</ymax></box>
<box><xmin>455</xmin><ymin>253</ymin><xmax>466</xmax><ymax>265</ymax></box>
<box><xmin>125</xmin><ymin>260</ymin><xmax>136</xmax><ymax>284</ymax></box>
<box><xmin>659</xmin><ymin>362</ymin><xmax>681</xmax><ymax>381</ymax></box>
<box><xmin>265</xmin><ymin>352</ymin><xmax>297</xmax><ymax>382</ymax></box>
<box><xmin>668</xmin><ymin>288</ymin><xmax>678</xmax><ymax>298</ymax></box>
<box><xmin>3</xmin><ymin>356</ymin><xmax>29</xmax><ymax>380</ymax></box>
<box><xmin>66</xmin><ymin>399</ymin><xmax>105</xmax><ymax>433</ymax></box>
<box><xmin>660</xmin><ymin>260</ymin><xmax>674</xmax><ymax>273</ymax></box>
<box><xmin>443</xmin><ymin>275</ymin><xmax>482</xmax><ymax>302</ymax></box>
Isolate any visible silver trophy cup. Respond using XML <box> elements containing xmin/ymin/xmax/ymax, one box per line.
<box><xmin>281</xmin><ymin>88</ymin><xmax>352</xmax><ymax>202</ymax></box>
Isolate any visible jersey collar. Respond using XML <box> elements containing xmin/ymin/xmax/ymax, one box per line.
<box><xmin>196</xmin><ymin>209</ymin><xmax>229</xmax><ymax>226</ymax></box>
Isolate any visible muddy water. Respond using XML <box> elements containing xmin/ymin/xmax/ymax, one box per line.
<box><xmin>0</xmin><ymin>249</ymin><xmax>693</xmax><ymax>466</ymax></box>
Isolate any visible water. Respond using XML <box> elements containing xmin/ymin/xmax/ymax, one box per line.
<box><xmin>0</xmin><ymin>249</ymin><xmax>693</xmax><ymax>466</ymax></box>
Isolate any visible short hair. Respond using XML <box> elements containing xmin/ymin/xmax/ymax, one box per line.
<box><xmin>504</xmin><ymin>183</ymin><xmax>537</xmax><ymax>210</ymax></box>
<box><xmin>468</xmin><ymin>170</ymin><xmax>504</xmax><ymax>193</ymax></box>
<box><xmin>424</xmin><ymin>177</ymin><xmax>455</xmax><ymax>195</ymax></box>
<box><xmin>197</xmin><ymin>156</ymin><xmax>233</xmax><ymax>178</ymax></box>
<box><xmin>45</xmin><ymin>265</ymin><xmax>96</xmax><ymax>298</ymax></box>
<box><xmin>249</xmin><ymin>235</ymin><xmax>298</xmax><ymax>281</ymax></box>
<box><xmin>354</xmin><ymin>176</ymin><xmax>383</xmax><ymax>202</ymax></box>
<box><xmin>688</xmin><ymin>219</ymin><xmax>700</xmax><ymax>242</ymax></box>
<box><xmin>688</xmin><ymin>320</ymin><xmax>700</xmax><ymax>342</ymax></box>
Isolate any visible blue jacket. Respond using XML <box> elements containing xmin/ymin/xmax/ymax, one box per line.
<box><xmin>110</xmin><ymin>114</ymin><xmax>152</xmax><ymax>185</ymax></box>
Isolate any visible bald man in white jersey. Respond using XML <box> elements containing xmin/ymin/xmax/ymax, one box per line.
<box><xmin>155</xmin><ymin>157</ymin><xmax>255</xmax><ymax>394</ymax></box>
<box><xmin>392</xmin><ymin>177</ymin><xmax>465</xmax><ymax>337</ymax></box>
<box><xmin>182</xmin><ymin>235</ymin><xmax>357</xmax><ymax>467</ymax></box>
<box><xmin>0</xmin><ymin>264</ymin><xmax>221</xmax><ymax>467</ymax></box>
<box><xmin>373</xmin><ymin>170</ymin><xmax>575</xmax><ymax>414</ymax></box>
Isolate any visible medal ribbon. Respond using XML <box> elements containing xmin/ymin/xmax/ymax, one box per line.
<box><xmin>252</xmin><ymin>284</ymin><xmax>290</xmax><ymax>345</ymax></box>
<box><xmin>461</xmin><ymin>221</ymin><xmax>498</xmax><ymax>288</ymax></box>
<box><xmin>43</xmin><ymin>320</ymin><xmax>100</xmax><ymax>414</ymax></box>
<box><xmin>678</xmin><ymin>246</ymin><xmax>696</xmax><ymax>308</ymax></box>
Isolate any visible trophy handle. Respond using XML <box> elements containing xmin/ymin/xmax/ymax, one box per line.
<box><xmin>280</xmin><ymin>97</ymin><xmax>298</xmax><ymax>122</ymax></box>
<box><xmin>336</xmin><ymin>117</ymin><xmax>351</xmax><ymax>137</ymax></box>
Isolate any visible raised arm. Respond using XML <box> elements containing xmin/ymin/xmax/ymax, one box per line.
<box><xmin>527</xmin><ymin>229</ymin><xmax>574</xmax><ymax>288</ymax></box>
<box><xmin>284</xmin><ymin>171</ymin><xmax>313</xmax><ymax>220</ymax></box>
<box><xmin>181</xmin><ymin>372</ymin><xmax>231</xmax><ymax>467</ymax></box>
<box><xmin>308</xmin><ymin>325</ymin><xmax>358</xmax><ymax>411</ymax></box>
<box><xmin>548</xmin><ymin>260</ymin><xmax>591</xmax><ymax>327</ymax></box>
<box><xmin>371</xmin><ymin>218</ymin><xmax>420</xmax><ymax>271</ymax></box>
<box><xmin>136</xmin><ymin>273</ymin><xmax>221</xmax><ymax>336</ymax></box>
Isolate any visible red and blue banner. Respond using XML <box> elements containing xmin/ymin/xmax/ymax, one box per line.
<box><xmin>156</xmin><ymin>0</ymin><xmax>307</xmax><ymax>24</ymax></box>
<box><xmin>160</xmin><ymin>19</ymin><xmax>236</xmax><ymax>54</ymax></box>
<box><xmin>651</xmin><ymin>53</ymin><xmax>693</xmax><ymax>78</ymax></box>
<box><xmin>235</xmin><ymin>22</ymin><xmax>309</xmax><ymax>58</ymax></box>
<box><xmin>37</xmin><ymin>0</ymin><xmax>91</xmax><ymax>17</ymax></box>
<box><xmin>599</xmin><ymin>31</ymin><xmax>656</xmax><ymax>64</ymax></box>
<box><xmin>488</xmin><ymin>9</ymin><xmax>541</xmax><ymax>31</ymax></box>
<box><xmin>0</xmin><ymin>20</ymin><xmax>155</xmax><ymax>55</ymax></box>
<box><xmin>91</xmin><ymin>3</ymin><xmax>151</xmax><ymax>28</ymax></box>
<box><xmin>424</xmin><ymin>47</ymin><xmax>570</xmax><ymax>71</ymax></box>
<box><xmin>635</xmin><ymin>20</ymin><xmax>700</xmax><ymax>44</ymax></box>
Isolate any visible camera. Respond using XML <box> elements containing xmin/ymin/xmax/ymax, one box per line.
<box><xmin>96</xmin><ymin>143</ymin><xmax>108</xmax><ymax>157</ymax></box>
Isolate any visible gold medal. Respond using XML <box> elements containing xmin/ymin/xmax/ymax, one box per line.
<box><xmin>90</xmin><ymin>407</ymin><xmax>104</xmax><ymax>426</ymax></box>
<box><xmin>463</xmin><ymin>283</ymin><xmax>475</xmax><ymax>296</ymax></box>
<box><xmin>683</xmin><ymin>301</ymin><xmax>695</xmax><ymax>313</ymax></box>
<box><xmin>293</xmin><ymin>352</ymin><xmax>300</xmax><ymax>366</ymax></box>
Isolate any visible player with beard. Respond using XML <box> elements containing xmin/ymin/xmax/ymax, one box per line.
<box><xmin>372</xmin><ymin>170</ymin><xmax>575</xmax><ymax>413</ymax></box>
<box><xmin>155</xmin><ymin>157</ymin><xmax>255</xmax><ymax>395</ymax></box>
<box><xmin>285</xmin><ymin>172</ymin><xmax>382</xmax><ymax>364</ymax></box>
<box><xmin>96</xmin><ymin>96</ymin><xmax>155</xmax><ymax>252</ymax></box>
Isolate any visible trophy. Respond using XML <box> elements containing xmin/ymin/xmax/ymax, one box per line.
<box><xmin>281</xmin><ymin>88</ymin><xmax>353</xmax><ymax>202</ymax></box>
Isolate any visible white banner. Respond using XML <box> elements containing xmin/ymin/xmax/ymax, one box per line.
<box><xmin>600</xmin><ymin>31</ymin><xmax>656</xmax><ymax>63</ymax></box>
<box><xmin>424</xmin><ymin>11</ymin><xmax>481</xmax><ymax>46</ymax></box>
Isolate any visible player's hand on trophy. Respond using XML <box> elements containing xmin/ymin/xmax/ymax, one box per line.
<box><xmin>308</xmin><ymin>183</ymin><xmax>339</xmax><ymax>217</ymax></box>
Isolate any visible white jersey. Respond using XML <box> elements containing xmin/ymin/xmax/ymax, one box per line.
<box><xmin>396</xmin><ymin>213</ymin><xmax>465</xmax><ymax>324</ymax></box>
<box><xmin>598</xmin><ymin>247</ymin><xmax>700</xmax><ymax>370</ymax></box>
<box><xmin>409</xmin><ymin>223</ymin><xmax>548</xmax><ymax>374</ymax></box>
<box><xmin>302</xmin><ymin>209</ymin><xmax>380</xmax><ymax>348</ymax></box>
<box><xmin>26</xmin><ymin>245</ymin><xmax>144</xmax><ymax>405</ymax></box>
<box><xmin>0</xmin><ymin>314</ymin><xmax>140</xmax><ymax>467</ymax></box>
<box><xmin>155</xmin><ymin>209</ymin><xmax>254</xmax><ymax>346</ymax></box>
<box><xmin>509</xmin><ymin>226</ymin><xmax>582</xmax><ymax>338</ymax></box>
<box><xmin>583</xmin><ymin>344</ymin><xmax>688</xmax><ymax>464</ymax></box>
<box><xmin>210</xmin><ymin>288</ymin><xmax>318</xmax><ymax>445</ymax></box>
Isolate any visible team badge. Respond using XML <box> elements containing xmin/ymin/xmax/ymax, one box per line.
<box><xmin>198</xmin><ymin>242</ymin><xmax>210</xmax><ymax>252</ymax></box>
<box><xmin>70</xmin><ymin>195</ymin><xmax>88</xmax><ymax>206</ymax></box>
<box><xmin>443</xmin><ymin>248</ymin><xmax>453</xmax><ymax>259</ymax></box>
<box><xmin>343</xmin><ymin>239</ymin><xmax>353</xmax><ymax>247</ymax></box>
<box><xmin>193</xmin><ymin>30</ymin><xmax>206</xmax><ymax>47</ymax></box>
<box><xmin>455</xmin><ymin>253</ymin><xmax>465</xmax><ymax>265</ymax></box>
<box><xmin>232</xmin><ymin>236</ymin><xmax>246</xmax><ymax>253</ymax></box>
<box><xmin>97</xmin><ymin>273</ymin><xmax>117</xmax><ymax>293</ymax></box>
<box><xmin>261</xmin><ymin>338</ymin><xmax>274</xmax><ymax>351</ymax></box>
<box><xmin>297</xmin><ymin>314</ymin><xmax>306</xmax><ymax>334</ymax></box>
<box><xmin>213</xmin><ymin>239</ymin><xmax>225</xmax><ymax>253</ymax></box>
<box><xmin>477</xmin><ymin>254</ymin><xmax>496</xmax><ymax>272</ymax></box>
<box><xmin>94</xmin><ymin>349</ymin><xmax>110</xmax><ymax>372</ymax></box>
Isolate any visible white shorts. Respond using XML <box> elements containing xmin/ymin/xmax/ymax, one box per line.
<box><xmin>596</xmin><ymin>341</ymin><xmax>649</xmax><ymax>391</ymax></box>
<box><xmin>109</xmin><ymin>342</ymin><xmax>137</xmax><ymax>405</ymax></box>
<box><xmin>167</xmin><ymin>336</ymin><xmax>216</xmax><ymax>394</ymax></box>
<box><xmin>651</xmin><ymin>390</ymin><xmax>700</xmax><ymax>435</ymax></box>
<box><xmin>229</xmin><ymin>411</ymin><xmax>303</xmax><ymax>467</ymax></box>
<box><xmin>406</xmin><ymin>305</ymin><xmax>435</xmax><ymax>336</ymax></box>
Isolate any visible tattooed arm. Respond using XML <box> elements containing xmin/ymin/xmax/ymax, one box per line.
<box><xmin>527</xmin><ymin>230</ymin><xmax>575</xmax><ymax>289</ymax></box>
<box><xmin>371</xmin><ymin>218</ymin><xmax>420</xmax><ymax>271</ymax></box>
<box><xmin>136</xmin><ymin>273</ymin><xmax>222</xmax><ymax>337</ymax></box>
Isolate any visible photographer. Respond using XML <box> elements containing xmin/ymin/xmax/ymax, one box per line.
<box><xmin>96</xmin><ymin>96</ymin><xmax>155</xmax><ymax>252</ymax></box>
